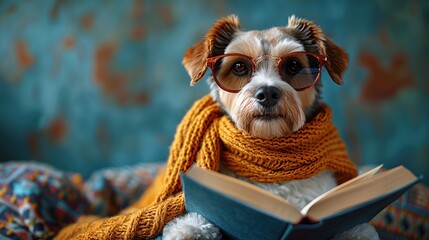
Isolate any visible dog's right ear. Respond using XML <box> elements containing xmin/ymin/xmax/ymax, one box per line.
<box><xmin>287</xmin><ymin>16</ymin><xmax>348</xmax><ymax>85</ymax></box>
<box><xmin>183</xmin><ymin>15</ymin><xmax>241</xmax><ymax>86</ymax></box>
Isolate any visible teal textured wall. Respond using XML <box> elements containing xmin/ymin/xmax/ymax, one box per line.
<box><xmin>0</xmin><ymin>0</ymin><xmax>428</xmax><ymax>183</ymax></box>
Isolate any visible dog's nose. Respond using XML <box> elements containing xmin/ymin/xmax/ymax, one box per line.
<box><xmin>254</xmin><ymin>86</ymin><xmax>281</xmax><ymax>107</ymax></box>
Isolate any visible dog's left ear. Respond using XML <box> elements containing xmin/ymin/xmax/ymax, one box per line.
<box><xmin>287</xmin><ymin>16</ymin><xmax>348</xmax><ymax>85</ymax></box>
<box><xmin>183</xmin><ymin>15</ymin><xmax>241</xmax><ymax>86</ymax></box>
<box><xmin>323</xmin><ymin>37</ymin><xmax>349</xmax><ymax>85</ymax></box>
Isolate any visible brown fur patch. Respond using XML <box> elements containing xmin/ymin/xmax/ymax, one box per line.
<box><xmin>323</xmin><ymin>38</ymin><xmax>349</xmax><ymax>84</ymax></box>
<box><xmin>183</xmin><ymin>15</ymin><xmax>240</xmax><ymax>85</ymax></box>
<box><xmin>298</xmin><ymin>87</ymin><xmax>317</xmax><ymax>112</ymax></box>
<box><xmin>287</xmin><ymin>16</ymin><xmax>348</xmax><ymax>85</ymax></box>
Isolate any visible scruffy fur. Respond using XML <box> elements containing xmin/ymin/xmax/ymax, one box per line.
<box><xmin>164</xmin><ymin>15</ymin><xmax>379</xmax><ymax>239</ymax></box>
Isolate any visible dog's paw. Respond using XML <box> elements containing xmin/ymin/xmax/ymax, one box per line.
<box><xmin>162</xmin><ymin>212</ymin><xmax>222</xmax><ymax>240</ymax></box>
<box><xmin>331</xmin><ymin>223</ymin><xmax>379</xmax><ymax>240</ymax></box>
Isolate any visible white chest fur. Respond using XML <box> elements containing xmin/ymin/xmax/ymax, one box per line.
<box><xmin>219</xmin><ymin>164</ymin><xmax>338</xmax><ymax>210</ymax></box>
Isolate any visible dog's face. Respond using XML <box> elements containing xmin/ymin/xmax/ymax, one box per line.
<box><xmin>183</xmin><ymin>15</ymin><xmax>348</xmax><ymax>139</ymax></box>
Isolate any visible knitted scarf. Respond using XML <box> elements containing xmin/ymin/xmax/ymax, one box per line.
<box><xmin>56</xmin><ymin>94</ymin><xmax>357</xmax><ymax>239</ymax></box>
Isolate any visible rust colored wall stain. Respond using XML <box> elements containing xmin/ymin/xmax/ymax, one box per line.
<box><xmin>378</xmin><ymin>30</ymin><xmax>390</xmax><ymax>46</ymax></box>
<box><xmin>134</xmin><ymin>91</ymin><xmax>149</xmax><ymax>104</ymax></box>
<box><xmin>94</xmin><ymin>42</ymin><xmax>150</xmax><ymax>105</ymax></box>
<box><xmin>63</xmin><ymin>36</ymin><xmax>75</xmax><ymax>49</ymax></box>
<box><xmin>358</xmin><ymin>52</ymin><xmax>414</xmax><ymax>102</ymax></box>
<box><xmin>80</xmin><ymin>13</ymin><xmax>94</xmax><ymax>30</ymax></box>
<box><xmin>50</xmin><ymin>0</ymin><xmax>69</xmax><ymax>20</ymax></box>
<box><xmin>94</xmin><ymin>42</ymin><xmax>128</xmax><ymax>104</ymax></box>
<box><xmin>27</xmin><ymin>119</ymin><xmax>68</xmax><ymax>154</ymax></box>
<box><xmin>96</xmin><ymin>124</ymin><xmax>107</xmax><ymax>142</ymax></box>
<box><xmin>155</xmin><ymin>5</ymin><xmax>174</xmax><ymax>26</ymax></box>
<box><xmin>27</xmin><ymin>132</ymin><xmax>40</xmax><ymax>157</ymax></box>
<box><xmin>48</xmin><ymin>117</ymin><xmax>68</xmax><ymax>142</ymax></box>
<box><xmin>8</xmin><ymin>4</ymin><xmax>17</xmax><ymax>13</ymax></box>
<box><xmin>94</xmin><ymin>43</ymin><xmax>124</xmax><ymax>91</ymax></box>
<box><xmin>50</xmin><ymin>0</ymin><xmax>60</xmax><ymax>19</ymax></box>
<box><xmin>130</xmin><ymin>25</ymin><xmax>146</xmax><ymax>40</ymax></box>
<box><xmin>15</xmin><ymin>40</ymin><xmax>34</xmax><ymax>69</ymax></box>
<box><xmin>132</xmin><ymin>0</ymin><xmax>144</xmax><ymax>19</ymax></box>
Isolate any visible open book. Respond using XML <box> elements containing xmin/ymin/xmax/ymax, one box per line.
<box><xmin>181</xmin><ymin>165</ymin><xmax>421</xmax><ymax>240</ymax></box>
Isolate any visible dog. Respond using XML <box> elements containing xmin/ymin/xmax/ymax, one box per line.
<box><xmin>162</xmin><ymin>15</ymin><xmax>379</xmax><ymax>240</ymax></box>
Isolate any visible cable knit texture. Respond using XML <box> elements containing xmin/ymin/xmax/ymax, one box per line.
<box><xmin>55</xmin><ymin>94</ymin><xmax>357</xmax><ymax>239</ymax></box>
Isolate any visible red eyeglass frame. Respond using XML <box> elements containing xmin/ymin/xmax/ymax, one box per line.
<box><xmin>206</xmin><ymin>52</ymin><xmax>328</xmax><ymax>93</ymax></box>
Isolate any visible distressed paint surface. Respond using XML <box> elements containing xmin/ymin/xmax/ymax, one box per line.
<box><xmin>0</xmin><ymin>0</ymin><xmax>428</xmax><ymax>183</ymax></box>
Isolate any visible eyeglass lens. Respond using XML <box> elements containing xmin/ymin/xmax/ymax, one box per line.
<box><xmin>212</xmin><ymin>53</ymin><xmax>321</xmax><ymax>92</ymax></box>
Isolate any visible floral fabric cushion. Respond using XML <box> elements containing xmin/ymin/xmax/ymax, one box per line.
<box><xmin>371</xmin><ymin>183</ymin><xmax>429</xmax><ymax>240</ymax></box>
<box><xmin>0</xmin><ymin>161</ymin><xmax>161</xmax><ymax>239</ymax></box>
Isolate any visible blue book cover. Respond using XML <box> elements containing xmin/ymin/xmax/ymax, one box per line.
<box><xmin>181</xmin><ymin>165</ymin><xmax>421</xmax><ymax>240</ymax></box>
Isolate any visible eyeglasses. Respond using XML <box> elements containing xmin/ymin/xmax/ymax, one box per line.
<box><xmin>206</xmin><ymin>52</ymin><xmax>327</xmax><ymax>93</ymax></box>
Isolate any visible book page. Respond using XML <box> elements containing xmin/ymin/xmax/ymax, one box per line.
<box><xmin>301</xmin><ymin>165</ymin><xmax>417</xmax><ymax>220</ymax></box>
<box><xmin>186</xmin><ymin>166</ymin><xmax>304</xmax><ymax>223</ymax></box>
<box><xmin>301</xmin><ymin>164</ymin><xmax>383</xmax><ymax>214</ymax></box>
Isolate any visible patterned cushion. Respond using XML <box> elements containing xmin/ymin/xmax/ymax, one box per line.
<box><xmin>0</xmin><ymin>161</ymin><xmax>162</xmax><ymax>239</ymax></box>
<box><xmin>84</xmin><ymin>163</ymin><xmax>162</xmax><ymax>216</ymax></box>
<box><xmin>371</xmin><ymin>183</ymin><xmax>429</xmax><ymax>240</ymax></box>
<box><xmin>0</xmin><ymin>162</ymin><xmax>89</xmax><ymax>239</ymax></box>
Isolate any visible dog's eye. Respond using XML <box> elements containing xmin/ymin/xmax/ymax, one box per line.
<box><xmin>231</xmin><ymin>61</ymin><xmax>249</xmax><ymax>76</ymax></box>
<box><xmin>284</xmin><ymin>59</ymin><xmax>302</xmax><ymax>75</ymax></box>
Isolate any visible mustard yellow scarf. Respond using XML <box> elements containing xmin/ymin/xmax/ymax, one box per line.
<box><xmin>56</xmin><ymin>94</ymin><xmax>357</xmax><ymax>239</ymax></box>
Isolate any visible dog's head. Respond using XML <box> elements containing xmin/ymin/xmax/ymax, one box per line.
<box><xmin>183</xmin><ymin>15</ymin><xmax>348</xmax><ymax>139</ymax></box>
